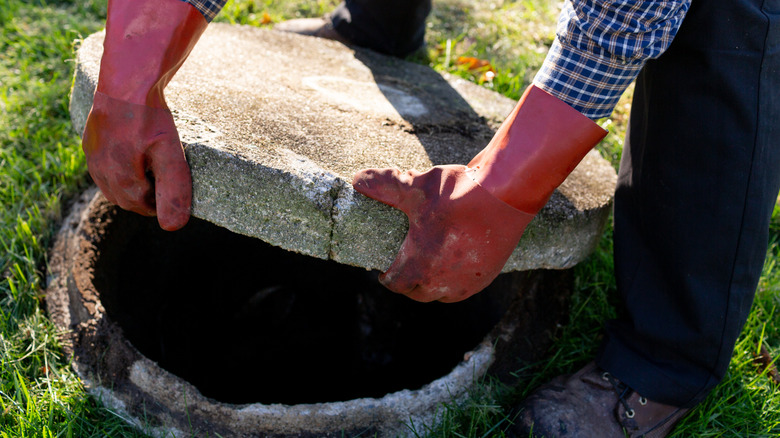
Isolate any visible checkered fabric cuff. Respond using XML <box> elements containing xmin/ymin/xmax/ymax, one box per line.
<box><xmin>180</xmin><ymin>0</ymin><xmax>226</xmax><ymax>22</ymax></box>
<box><xmin>533</xmin><ymin>37</ymin><xmax>643</xmax><ymax>120</ymax></box>
<box><xmin>534</xmin><ymin>0</ymin><xmax>690</xmax><ymax>120</ymax></box>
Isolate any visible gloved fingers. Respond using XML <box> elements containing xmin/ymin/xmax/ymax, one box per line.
<box><xmin>352</xmin><ymin>167</ymin><xmax>422</xmax><ymax>212</ymax></box>
<box><xmin>107</xmin><ymin>166</ymin><xmax>157</xmax><ymax>216</ymax></box>
<box><xmin>381</xmin><ymin>269</ymin><xmax>470</xmax><ymax>303</ymax></box>
<box><xmin>88</xmin><ymin>159</ymin><xmax>156</xmax><ymax>216</ymax></box>
<box><xmin>379</xmin><ymin>218</ymin><xmax>517</xmax><ymax>303</ymax></box>
<box><xmin>403</xmin><ymin>285</ymin><xmax>447</xmax><ymax>303</ymax></box>
<box><xmin>378</xmin><ymin>245</ymin><xmax>433</xmax><ymax>301</ymax></box>
<box><xmin>87</xmin><ymin>167</ymin><xmax>117</xmax><ymax>205</ymax></box>
<box><xmin>359</xmin><ymin>164</ymin><xmax>534</xmax><ymax>304</ymax></box>
<box><xmin>147</xmin><ymin>138</ymin><xmax>192</xmax><ymax>231</ymax></box>
<box><xmin>437</xmin><ymin>291</ymin><xmax>478</xmax><ymax>304</ymax></box>
<box><xmin>380</xmin><ymin>274</ymin><xmax>445</xmax><ymax>303</ymax></box>
<box><xmin>377</xmin><ymin>235</ymin><xmax>454</xmax><ymax>303</ymax></box>
<box><xmin>380</xmin><ymin>259</ymin><xmax>482</xmax><ymax>304</ymax></box>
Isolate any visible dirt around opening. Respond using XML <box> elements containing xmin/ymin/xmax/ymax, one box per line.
<box><xmin>92</xmin><ymin>207</ymin><xmax>523</xmax><ymax>405</ymax></box>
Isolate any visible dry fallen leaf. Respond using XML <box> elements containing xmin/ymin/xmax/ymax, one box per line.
<box><xmin>752</xmin><ymin>345</ymin><xmax>780</xmax><ymax>385</ymax></box>
<box><xmin>456</xmin><ymin>56</ymin><xmax>492</xmax><ymax>71</ymax></box>
<box><xmin>456</xmin><ymin>56</ymin><xmax>496</xmax><ymax>83</ymax></box>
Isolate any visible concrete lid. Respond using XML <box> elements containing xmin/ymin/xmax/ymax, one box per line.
<box><xmin>70</xmin><ymin>23</ymin><xmax>617</xmax><ymax>272</ymax></box>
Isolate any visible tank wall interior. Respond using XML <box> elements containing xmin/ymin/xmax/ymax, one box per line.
<box><xmin>93</xmin><ymin>208</ymin><xmax>522</xmax><ymax>404</ymax></box>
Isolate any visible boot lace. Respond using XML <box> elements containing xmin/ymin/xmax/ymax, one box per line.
<box><xmin>601</xmin><ymin>371</ymin><xmax>647</xmax><ymax>419</ymax></box>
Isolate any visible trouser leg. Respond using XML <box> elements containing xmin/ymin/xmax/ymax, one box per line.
<box><xmin>330</xmin><ymin>0</ymin><xmax>431</xmax><ymax>57</ymax></box>
<box><xmin>597</xmin><ymin>0</ymin><xmax>780</xmax><ymax>407</ymax></box>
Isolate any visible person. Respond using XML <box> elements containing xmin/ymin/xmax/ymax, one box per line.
<box><xmin>81</xmin><ymin>0</ymin><xmax>780</xmax><ymax>436</ymax></box>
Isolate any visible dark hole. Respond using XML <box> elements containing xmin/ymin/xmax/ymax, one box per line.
<box><xmin>93</xmin><ymin>208</ymin><xmax>520</xmax><ymax>405</ymax></box>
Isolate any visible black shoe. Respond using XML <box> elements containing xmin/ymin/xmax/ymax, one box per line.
<box><xmin>273</xmin><ymin>16</ymin><xmax>352</xmax><ymax>46</ymax></box>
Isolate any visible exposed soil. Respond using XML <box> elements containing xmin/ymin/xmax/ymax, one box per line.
<box><xmin>91</xmin><ymin>206</ymin><xmax>524</xmax><ymax>405</ymax></box>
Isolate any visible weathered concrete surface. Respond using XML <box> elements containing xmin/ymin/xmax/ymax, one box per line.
<box><xmin>70</xmin><ymin>24</ymin><xmax>617</xmax><ymax>272</ymax></box>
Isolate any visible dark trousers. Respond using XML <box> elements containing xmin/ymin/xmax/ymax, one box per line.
<box><xmin>342</xmin><ymin>0</ymin><xmax>780</xmax><ymax>407</ymax></box>
<box><xmin>597</xmin><ymin>0</ymin><xmax>780</xmax><ymax>407</ymax></box>
<box><xmin>330</xmin><ymin>0</ymin><xmax>430</xmax><ymax>57</ymax></box>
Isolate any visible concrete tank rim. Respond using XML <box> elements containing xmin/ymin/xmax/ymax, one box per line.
<box><xmin>45</xmin><ymin>187</ymin><xmax>502</xmax><ymax>437</ymax></box>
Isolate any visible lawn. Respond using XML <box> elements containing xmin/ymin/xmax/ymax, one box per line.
<box><xmin>1</xmin><ymin>0</ymin><xmax>779</xmax><ymax>436</ymax></box>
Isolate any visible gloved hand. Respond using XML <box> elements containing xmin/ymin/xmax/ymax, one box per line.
<box><xmin>81</xmin><ymin>0</ymin><xmax>208</xmax><ymax>231</ymax></box>
<box><xmin>353</xmin><ymin>85</ymin><xmax>608</xmax><ymax>302</ymax></box>
<box><xmin>353</xmin><ymin>165</ymin><xmax>535</xmax><ymax>303</ymax></box>
<box><xmin>82</xmin><ymin>92</ymin><xmax>191</xmax><ymax>230</ymax></box>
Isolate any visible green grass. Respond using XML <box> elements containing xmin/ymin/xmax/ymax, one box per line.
<box><xmin>1</xmin><ymin>0</ymin><xmax>779</xmax><ymax>436</ymax></box>
<box><xmin>0</xmin><ymin>1</ymin><xmax>148</xmax><ymax>435</ymax></box>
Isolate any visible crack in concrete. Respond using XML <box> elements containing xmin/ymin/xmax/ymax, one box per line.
<box><xmin>326</xmin><ymin>177</ymin><xmax>348</xmax><ymax>261</ymax></box>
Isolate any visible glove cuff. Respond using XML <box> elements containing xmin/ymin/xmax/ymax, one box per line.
<box><xmin>467</xmin><ymin>85</ymin><xmax>608</xmax><ymax>213</ymax></box>
<box><xmin>96</xmin><ymin>0</ymin><xmax>208</xmax><ymax>108</ymax></box>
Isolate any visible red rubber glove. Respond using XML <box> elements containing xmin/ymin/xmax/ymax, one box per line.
<box><xmin>353</xmin><ymin>86</ymin><xmax>608</xmax><ymax>302</ymax></box>
<box><xmin>353</xmin><ymin>165</ymin><xmax>535</xmax><ymax>303</ymax></box>
<box><xmin>81</xmin><ymin>0</ymin><xmax>207</xmax><ymax>231</ymax></box>
<box><xmin>83</xmin><ymin>93</ymin><xmax>190</xmax><ymax>229</ymax></box>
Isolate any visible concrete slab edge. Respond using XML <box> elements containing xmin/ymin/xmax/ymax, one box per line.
<box><xmin>70</xmin><ymin>29</ymin><xmax>613</xmax><ymax>274</ymax></box>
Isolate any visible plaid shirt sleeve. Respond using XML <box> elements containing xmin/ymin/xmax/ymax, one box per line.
<box><xmin>534</xmin><ymin>0</ymin><xmax>691</xmax><ymax>120</ymax></box>
<box><xmin>179</xmin><ymin>0</ymin><xmax>227</xmax><ymax>22</ymax></box>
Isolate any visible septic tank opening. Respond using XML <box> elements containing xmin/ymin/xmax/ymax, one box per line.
<box><xmin>91</xmin><ymin>207</ymin><xmax>519</xmax><ymax>405</ymax></box>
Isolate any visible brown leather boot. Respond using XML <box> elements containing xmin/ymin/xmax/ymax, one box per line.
<box><xmin>511</xmin><ymin>362</ymin><xmax>690</xmax><ymax>438</ymax></box>
<box><xmin>272</xmin><ymin>16</ymin><xmax>352</xmax><ymax>46</ymax></box>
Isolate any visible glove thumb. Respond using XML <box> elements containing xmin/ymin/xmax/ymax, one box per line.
<box><xmin>148</xmin><ymin>135</ymin><xmax>192</xmax><ymax>231</ymax></box>
<box><xmin>352</xmin><ymin>168</ymin><xmax>423</xmax><ymax>213</ymax></box>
